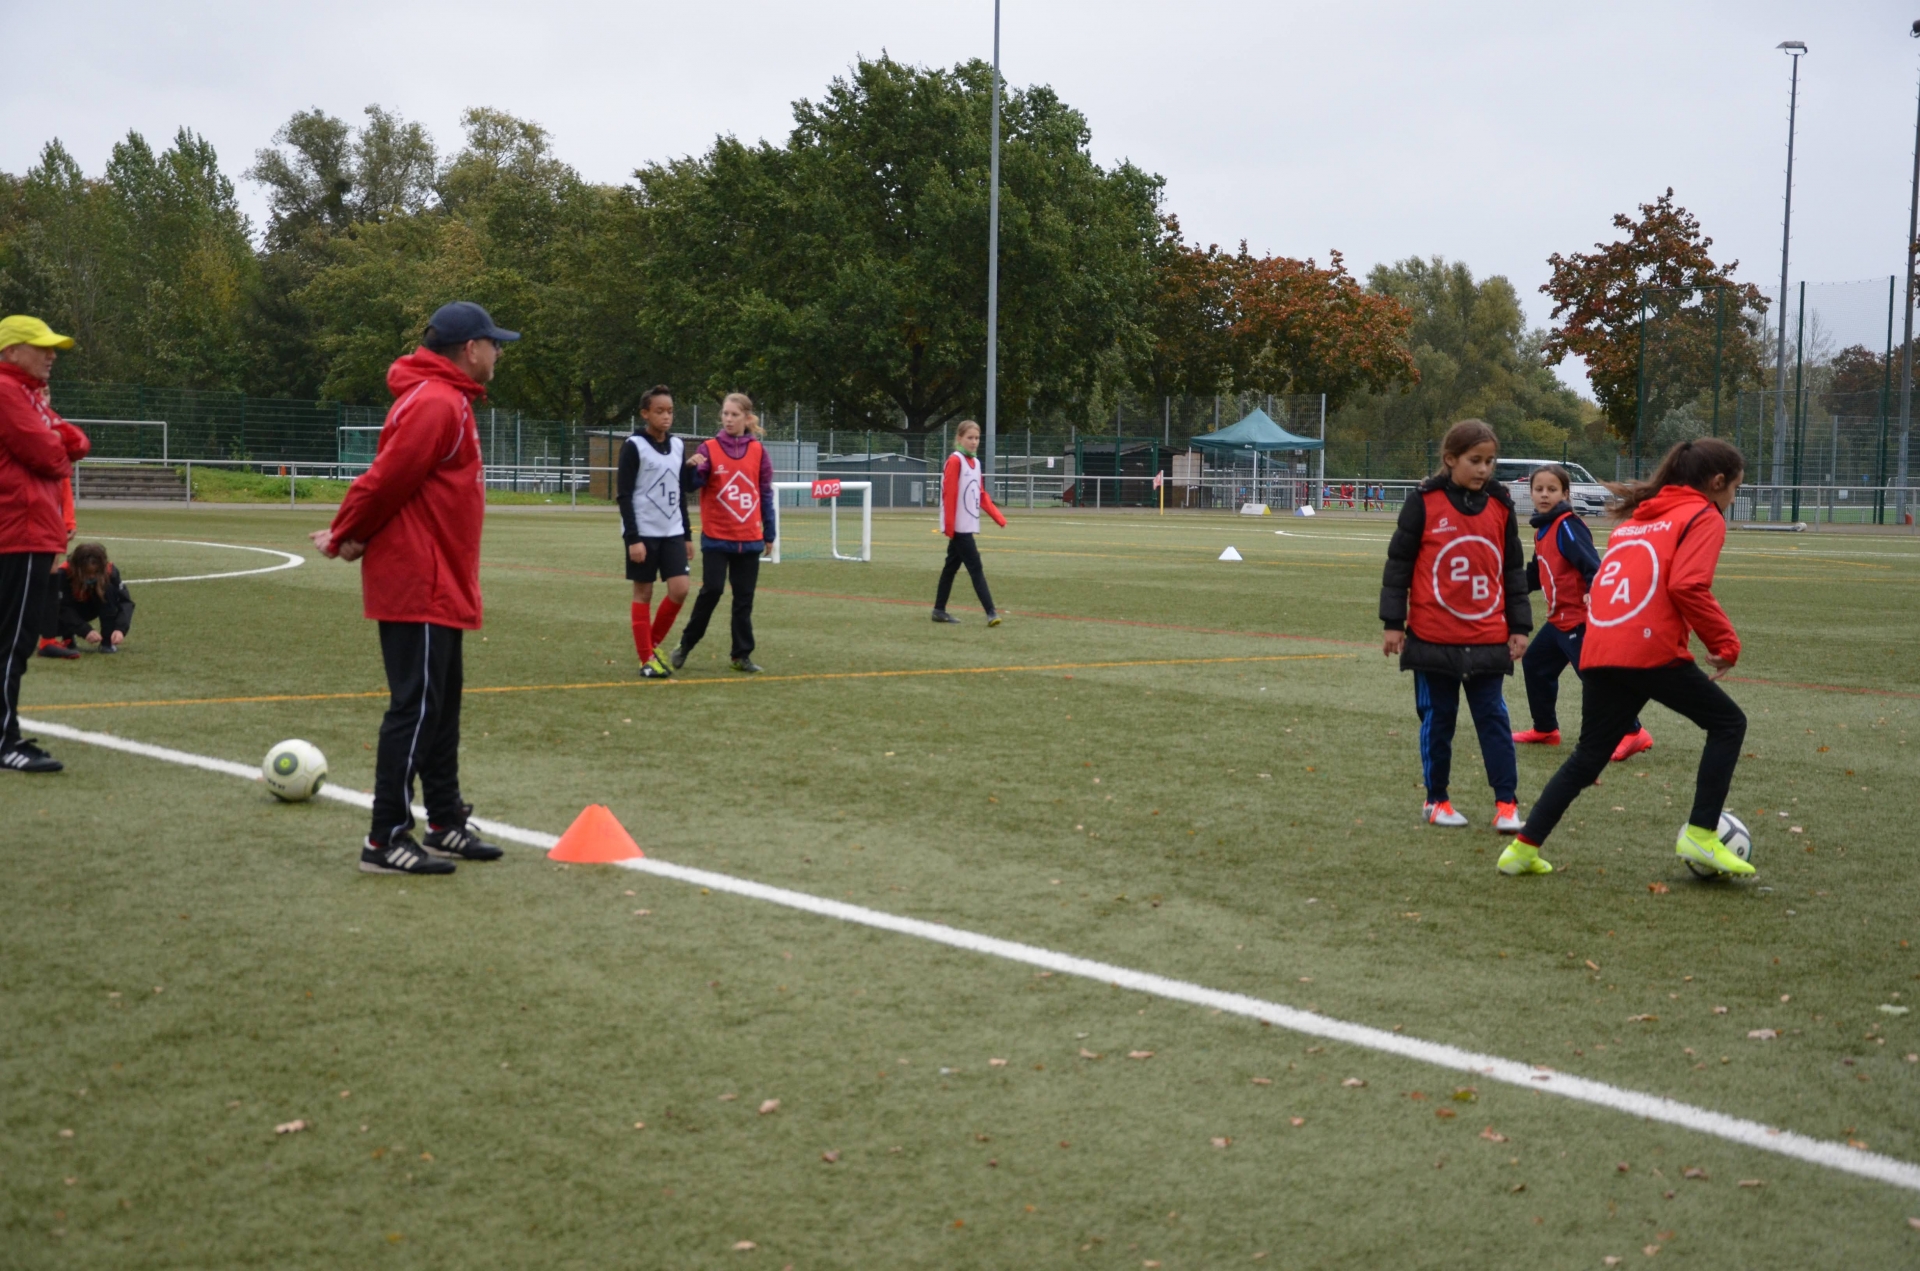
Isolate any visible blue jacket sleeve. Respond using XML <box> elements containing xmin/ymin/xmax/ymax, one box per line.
<box><xmin>1558</xmin><ymin>516</ymin><xmax>1602</xmax><ymax>584</ymax></box>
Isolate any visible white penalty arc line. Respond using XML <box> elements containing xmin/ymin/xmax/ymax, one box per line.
<box><xmin>92</xmin><ymin>537</ymin><xmax>305</xmax><ymax>585</ymax></box>
<box><xmin>20</xmin><ymin>715</ymin><xmax>1920</xmax><ymax>1196</ymax></box>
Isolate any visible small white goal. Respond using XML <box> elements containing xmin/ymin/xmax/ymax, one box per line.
<box><xmin>767</xmin><ymin>480</ymin><xmax>872</xmax><ymax>563</ymax></box>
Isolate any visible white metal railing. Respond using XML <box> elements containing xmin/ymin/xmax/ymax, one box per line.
<box><xmin>65</xmin><ymin>457</ymin><xmax>1920</xmax><ymax>528</ymax></box>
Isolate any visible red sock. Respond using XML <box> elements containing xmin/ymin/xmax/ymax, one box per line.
<box><xmin>631</xmin><ymin>601</ymin><xmax>653</xmax><ymax>662</ymax></box>
<box><xmin>651</xmin><ymin>596</ymin><xmax>682</xmax><ymax>646</ymax></box>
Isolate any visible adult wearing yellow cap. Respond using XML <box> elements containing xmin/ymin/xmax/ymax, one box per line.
<box><xmin>0</xmin><ymin>315</ymin><xmax>90</xmax><ymax>773</ymax></box>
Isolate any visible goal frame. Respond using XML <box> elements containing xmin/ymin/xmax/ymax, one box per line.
<box><xmin>767</xmin><ymin>481</ymin><xmax>872</xmax><ymax>563</ymax></box>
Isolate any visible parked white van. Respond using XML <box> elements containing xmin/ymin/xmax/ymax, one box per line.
<box><xmin>1496</xmin><ymin>458</ymin><xmax>1609</xmax><ymax>518</ymax></box>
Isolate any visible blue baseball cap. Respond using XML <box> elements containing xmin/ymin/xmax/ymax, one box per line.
<box><xmin>425</xmin><ymin>301</ymin><xmax>519</xmax><ymax>345</ymax></box>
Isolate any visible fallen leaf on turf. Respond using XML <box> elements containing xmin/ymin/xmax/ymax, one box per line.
<box><xmin>758</xmin><ymin>1099</ymin><xmax>780</xmax><ymax>1115</ymax></box>
<box><xmin>1682</xmin><ymin>1167</ymin><xmax>1706</xmax><ymax>1180</ymax></box>
<box><xmin>1628</xmin><ymin>1014</ymin><xmax>1658</xmax><ymax>1023</ymax></box>
<box><xmin>1713</xmin><ymin>1006</ymin><xmax>1729</xmax><ymax>1015</ymax></box>
<box><xmin>1342</xmin><ymin>1078</ymin><xmax>1367</xmax><ymax>1088</ymax></box>
<box><xmin>1747</xmin><ymin>1029</ymin><xmax>1778</xmax><ymax>1041</ymax></box>
<box><xmin>274</xmin><ymin>1120</ymin><xmax>308</xmax><ymax>1135</ymax></box>
<box><xmin>1648</xmin><ymin>882</ymin><xmax>1670</xmax><ymax>895</ymax></box>
<box><xmin>1586</xmin><ymin>960</ymin><xmax>1600</xmax><ymax>972</ymax></box>
<box><xmin>1789</xmin><ymin>826</ymin><xmax>1802</xmax><ymax>834</ymax></box>
<box><xmin>1452</xmin><ymin>1087</ymin><xmax>1477</xmax><ymax>1102</ymax></box>
<box><xmin>1079</xmin><ymin>1049</ymin><xmax>1102</xmax><ymax>1060</ymax></box>
<box><xmin>1435</xmin><ymin>1108</ymin><xmax>1456</xmax><ymax>1119</ymax></box>
<box><xmin>1879</xmin><ymin>1004</ymin><xmax>1910</xmax><ymax>1016</ymax></box>
<box><xmin>1849</xmin><ymin>1139</ymin><xmax>1870</xmax><ymax>1150</ymax></box>
<box><xmin>57</xmin><ymin>1129</ymin><xmax>73</xmax><ymax>1138</ymax></box>
<box><xmin>1290</xmin><ymin>1117</ymin><xmax>1304</xmax><ymax>1127</ymax></box>
<box><xmin>1251</xmin><ymin>1077</ymin><xmax>1272</xmax><ymax>1086</ymax></box>
<box><xmin>1509</xmin><ymin>1182</ymin><xmax>1525</xmax><ymax>1193</ymax></box>
<box><xmin>989</xmin><ymin>1058</ymin><xmax>1008</xmax><ymax>1067</ymax></box>
<box><xmin>1908</xmin><ymin>1217</ymin><xmax>1920</xmax><ymax>1230</ymax></box>
<box><xmin>733</xmin><ymin>1240</ymin><xmax>757</xmax><ymax>1251</ymax></box>
<box><xmin>1144</xmin><ymin>1262</ymin><xmax>1162</xmax><ymax>1268</ymax></box>
<box><xmin>632</xmin><ymin>909</ymin><xmax>651</xmax><ymax>916</ymax></box>
<box><xmin>624</xmin><ymin>890</ymin><xmax>635</xmax><ymax>896</ymax></box>
<box><xmin>1617</xmin><ymin>1161</ymin><xmax>1630</xmax><ymax>1172</ymax></box>
<box><xmin>821</xmin><ymin>1150</ymin><xmax>839</xmax><ymax>1163</ymax></box>
<box><xmin>1059</xmin><ymin>1141</ymin><xmax>1071</xmax><ymax>1148</ymax></box>
<box><xmin>1605</xmin><ymin>1258</ymin><xmax>1622</xmax><ymax>1267</ymax></box>
<box><xmin>719</xmin><ymin>1093</ymin><xmax>738</xmax><ymax>1102</ymax></box>
<box><xmin>1211</xmin><ymin>1137</ymin><xmax>1231</xmax><ymax>1148</ymax></box>
<box><xmin>1644</xmin><ymin>1245</ymin><xmax>1660</xmax><ymax>1257</ymax></box>
<box><xmin>1480</xmin><ymin>1127</ymin><xmax>1507</xmax><ymax>1143</ymax></box>
<box><xmin>633</xmin><ymin>1122</ymin><xmax>645</xmax><ymax>1130</ymax></box>
<box><xmin>1738</xmin><ymin>1179</ymin><xmax>1763</xmax><ymax>1188</ymax></box>
<box><xmin>1127</xmin><ymin>1051</ymin><xmax>1155</xmax><ymax>1060</ymax></box>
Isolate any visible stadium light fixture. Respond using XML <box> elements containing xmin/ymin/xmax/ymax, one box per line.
<box><xmin>1769</xmin><ymin>40</ymin><xmax>1806</xmax><ymax>519</ymax></box>
<box><xmin>1899</xmin><ymin>22</ymin><xmax>1920</xmax><ymax>522</ymax></box>
<box><xmin>983</xmin><ymin>0</ymin><xmax>1003</xmax><ymax>491</ymax></box>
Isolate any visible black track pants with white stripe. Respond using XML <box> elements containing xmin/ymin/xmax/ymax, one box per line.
<box><xmin>371</xmin><ymin>621</ymin><xmax>465</xmax><ymax>846</ymax></box>
<box><xmin>0</xmin><ymin>552</ymin><xmax>54</xmax><ymax>748</ymax></box>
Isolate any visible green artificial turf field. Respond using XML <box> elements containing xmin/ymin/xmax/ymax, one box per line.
<box><xmin>3</xmin><ymin>504</ymin><xmax>1918</xmax><ymax>1269</ymax></box>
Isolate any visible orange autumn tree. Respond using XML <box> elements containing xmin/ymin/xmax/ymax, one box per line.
<box><xmin>1540</xmin><ymin>189</ymin><xmax>1766</xmax><ymax>443</ymax></box>
<box><xmin>1226</xmin><ymin>245</ymin><xmax>1417</xmax><ymax>407</ymax></box>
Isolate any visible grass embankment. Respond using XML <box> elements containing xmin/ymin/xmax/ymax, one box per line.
<box><xmin>180</xmin><ymin>466</ymin><xmax>579</xmax><ymax>506</ymax></box>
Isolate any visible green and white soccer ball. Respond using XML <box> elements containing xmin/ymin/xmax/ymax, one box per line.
<box><xmin>262</xmin><ymin>739</ymin><xmax>327</xmax><ymax>802</ymax></box>
<box><xmin>1683</xmin><ymin>810</ymin><xmax>1753</xmax><ymax>878</ymax></box>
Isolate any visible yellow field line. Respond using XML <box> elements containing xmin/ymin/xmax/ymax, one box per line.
<box><xmin>26</xmin><ymin>653</ymin><xmax>1350</xmax><ymax>712</ymax></box>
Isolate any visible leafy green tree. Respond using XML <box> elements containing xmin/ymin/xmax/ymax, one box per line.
<box><xmin>640</xmin><ymin>55</ymin><xmax>1162</xmax><ymax>433</ymax></box>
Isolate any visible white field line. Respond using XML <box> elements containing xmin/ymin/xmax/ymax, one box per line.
<box><xmin>21</xmin><ymin>715</ymin><xmax>1920</xmax><ymax>1196</ymax></box>
<box><xmin>93</xmin><ymin>537</ymin><xmax>305</xmax><ymax>584</ymax></box>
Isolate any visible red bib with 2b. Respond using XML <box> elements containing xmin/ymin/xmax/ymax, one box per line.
<box><xmin>1407</xmin><ymin>488</ymin><xmax>1510</xmax><ymax>645</ymax></box>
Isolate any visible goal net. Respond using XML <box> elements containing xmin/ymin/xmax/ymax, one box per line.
<box><xmin>767</xmin><ymin>480</ymin><xmax>872</xmax><ymax>563</ymax></box>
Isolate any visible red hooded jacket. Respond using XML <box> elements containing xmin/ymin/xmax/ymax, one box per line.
<box><xmin>1583</xmin><ymin>485</ymin><xmax>1739</xmax><ymax>670</ymax></box>
<box><xmin>327</xmin><ymin>350</ymin><xmax>486</xmax><ymax>629</ymax></box>
<box><xmin>0</xmin><ymin>362</ymin><xmax>90</xmax><ymax>554</ymax></box>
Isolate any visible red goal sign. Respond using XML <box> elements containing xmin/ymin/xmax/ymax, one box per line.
<box><xmin>810</xmin><ymin>479</ymin><xmax>842</xmax><ymax>500</ymax></box>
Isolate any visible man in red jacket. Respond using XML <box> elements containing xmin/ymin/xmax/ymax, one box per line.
<box><xmin>0</xmin><ymin>315</ymin><xmax>88</xmax><ymax>774</ymax></box>
<box><xmin>310</xmin><ymin>302</ymin><xmax>518</xmax><ymax>874</ymax></box>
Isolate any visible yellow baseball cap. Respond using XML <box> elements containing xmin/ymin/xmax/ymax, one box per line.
<box><xmin>0</xmin><ymin>315</ymin><xmax>75</xmax><ymax>351</ymax></box>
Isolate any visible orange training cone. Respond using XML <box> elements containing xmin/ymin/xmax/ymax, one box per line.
<box><xmin>547</xmin><ymin>804</ymin><xmax>644</xmax><ymax>863</ymax></box>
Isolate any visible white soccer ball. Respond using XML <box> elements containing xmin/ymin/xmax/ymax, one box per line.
<box><xmin>1683</xmin><ymin>810</ymin><xmax>1753</xmax><ymax>878</ymax></box>
<box><xmin>262</xmin><ymin>739</ymin><xmax>328</xmax><ymax>802</ymax></box>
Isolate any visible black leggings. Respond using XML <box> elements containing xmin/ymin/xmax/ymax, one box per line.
<box><xmin>1518</xmin><ymin>661</ymin><xmax>1745</xmax><ymax>847</ymax></box>
<box><xmin>0</xmin><ymin>552</ymin><xmax>53</xmax><ymax>748</ymax></box>
<box><xmin>680</xmin><ymin>549</ymin><xmax>760</xmax><ymax>658</ymax></box>
<box><xmin>935</xmin><ymin>533</ymin><xmax>995</xmax><ymax>613</ymax></box>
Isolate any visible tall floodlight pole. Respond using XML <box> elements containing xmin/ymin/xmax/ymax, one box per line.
<box><xmin>1898</xmin><ymin>21</ymin><xmax>1920</xmax><ymax>525</ymax></box>
<box><xmin>1771</xmin><ymin>41</ymin><xmax>1806</xmax><ymax>522</ymax></box>
<box><xmin>982</xmin><ymin>0</ymin><xmax>1002</xmax><ymax>490</ymax></box>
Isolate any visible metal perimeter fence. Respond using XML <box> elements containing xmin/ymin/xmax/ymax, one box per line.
<box><xmin>46</xmin><ymin>379</ymin><xmax>1920</xmax><ymax>526</ymax></box>
<box><xmin>1636</xmin><ymin>279</ymin><xmax>1918</xmax><ymax>525</ymax></box>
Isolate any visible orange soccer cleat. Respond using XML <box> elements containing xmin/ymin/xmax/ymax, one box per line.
<box><xmin>1610</xmin><ymin>727</ymin><xmax>1654</xmax><ymax>763</ymax></box>
<box><xmin>1512</xmin><ymin>728</ymin><xmax>1560</xmax><ymax>745</ymax></box>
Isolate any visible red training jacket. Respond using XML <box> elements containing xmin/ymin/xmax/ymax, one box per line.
<box><xmin>0</xmin><ymin>362</ymin><xmax>89</xmax><ymax>554</ymax></box>
<box><xmin>327</xmin><ymin>349</ymin><xmax>486</xmax><ymax>629</ymax></box>
<box><xmin>1406</xmin><ymin>487</ymin><xmax>1512</xmax><ymax>646</ymax></box>
<box><xmin>1583</xmin><ymin>486</ymin><xmax>1739</xmax><ymax>670</ymax></box>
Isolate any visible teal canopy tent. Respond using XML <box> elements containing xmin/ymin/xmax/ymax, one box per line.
<box><xmin>1186</xmin><ymin>408</ymin><xmax>1324</xmax><ymax>454</ymax></box>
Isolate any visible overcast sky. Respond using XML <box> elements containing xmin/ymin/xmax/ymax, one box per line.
<box><xmin>5</xmin><ymin>1</ymin><xmax>1917</xmax><ymax>394</ymax></box>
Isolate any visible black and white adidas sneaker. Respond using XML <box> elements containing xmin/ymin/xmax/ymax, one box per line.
<box><xmin>359</xmin><ymin>832</ymin><xmax>456</xmax><ymax>875</ymax></box>
<box><xmin>0</xmin><ymin>739</ymin><xmax>63</xmax><ymax>773</ymax></box>
<box><xmin>423</xmin><ymin>808</ymin><xmax>504</xmax><ymax>862</ymax></box>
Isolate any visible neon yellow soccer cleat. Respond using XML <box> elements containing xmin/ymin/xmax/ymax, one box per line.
<box><xmin>1496</xmin><ymin>839</ymin><xmax>1553</xmax><ymax>876</ymax></box>
<box><xmin>1675</xmin><ymin>824</ymin><xmax>1755</xmax><ymax>877</ymax></box>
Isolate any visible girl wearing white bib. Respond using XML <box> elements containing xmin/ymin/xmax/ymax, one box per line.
<box><xmin>931</xmin><ymin>420</ymin><xmax>1007</xmax><ymax>626</ymax></box>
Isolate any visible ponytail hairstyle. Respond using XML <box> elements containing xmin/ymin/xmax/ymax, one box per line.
<box><xmin>1606</xmin><ymin>437</ymin><xmax>1745</xmax><ymax>519</ymax></box>
<box><xmin>1432</xmin><ymin>418</ymin><xmax>1499</xmax><ymax>479</ymax></box>
<box><xmin>722</xmin><ymin>391</ymin><xmax>765</xmax><ymax>439</ymax></box>
<box><xmin>1531</xmin><ymin>463</ymin><xmax>1573</xmax><ymax>499</ymax></box>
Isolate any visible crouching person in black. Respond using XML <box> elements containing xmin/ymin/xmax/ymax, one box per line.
<box><xmin>39</xmin><ymin>542</ymin><xmax>133</xmax><ymax>658</ymax></box>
